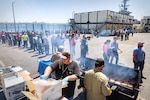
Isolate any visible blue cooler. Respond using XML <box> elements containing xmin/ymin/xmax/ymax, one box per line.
<box><xmin>38</xmin><ymin>60</ymin><xmax>53</xmax><ymax>78</ymax></box>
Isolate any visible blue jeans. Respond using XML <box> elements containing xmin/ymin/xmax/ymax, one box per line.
<box><xmin>133</xmin><ymin>60</ymin><xmax>144</xmax><ymax>77</ymax></box>
<box><xmin>23</xmin><ymin>40</ymin><xmax>28</xmax><ymax>48</ymax></box>
<box><xmin>44</xmin><ymin>45</ymin><xmax>49</xmax><ymax>55</ymax></box>
<box><xmin>110</xmin><ymin>51</ymin><xmax>118</xmax><ymax>64</ymax></box>
<box><xmin>103</xmin><ymin>53</ymin><xmax>110</xmax><ymax>63</ymax></box>
<box><xmin>38</xmin><ymin>45</ymin><xmax>43</xmax><ymax>54</ymax></box>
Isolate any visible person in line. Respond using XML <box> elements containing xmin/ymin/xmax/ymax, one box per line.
<box><xmin>16</xmin><ymin>32</ymin><xmax>22</xmax><ymax>47</ymax></box>
<box><xmin>84</xmin><ymin>58</ymin><xmax>112</xmax><ymax>100</ymax></box>
<box><xmin>51</xmin><ymin>34</ymin><xmax>57</xmax><ymax>54</ymax></box>
<box><xmin>40</xmin><ymin>52</ymin><xmax>80</xmax><ymax>100</ymax></box>
<box><xmin>37</xmin><ymin>35</ymin><xmax>43</xmax><ymax>55</ymax></box>
<box><xmin>60</xmin><ymin>33</ymin><xmax>65</xmax><ymax>46</ymax></box>
<box><xmin>121</xmin><ymin>28</ymin><xmax>125</xmax><ymax>41</ymax></box>
<box><xmin>133</xmin><ymin>42</ymin><xmax>146</xmax><ymax>82</ymax></box>
<box><xmin>12</xmin><ymin>33</ymin><xmax>17</xmax><ymax>46</ymax></box>
<box><xmin>80</xmin><ymin>35</ymin><xmax>88</xmax><ymax>58</ymax></box>
<box><xmin>51</xmin><ymin>46</ymin><xmax>64</xmax><ymax>62</ymax></box>
<box><xmin>33</xmin><ymin>34</ymin><xmax>38</xmax><ymax>51</ymax></box>
<box><xmin>131</xmin><ymin>28</ymin><xmax>136</xmax><ymax>37</ymax></box>
<box><xmin>43</xmin><ymin>34</ymin><xmax>50</xmax><ymax>56</ymax></box>
<box><xmin>56</xmin><ymin>34</ymin><xmax>61</xmax><ymax>50</ymax></box>
<box><xmin>29</xmin><ymin>32</ymin><xmax>34</xmax><ymax>50</ymax></box>
<box><xmin>22</xmin><ymin>32</ymin><xmax>28</xmax><ymax>48</ymax></box>
<box><xmin>1</xmin><ymin>32</ymin><xmax>6</xmax><ymax>44</ymax></box>
<box><xmin>79</xmin><ymin>35</ymin><xmax>89</xmax><ymax>70</ymax></box>
<box><xmin>103</xmin><ymin>39</ymin><xmax>111</xmax><ymax>63</ymax></box>
<box><xmin>110</xmin><ymin>37</ymin><xmax>122</xmax><ymax>64</ymax></box>
<box><xmin>69</xmin><ymin>34</ymin><xmax>76</xmax><ymax>59</ymax></box>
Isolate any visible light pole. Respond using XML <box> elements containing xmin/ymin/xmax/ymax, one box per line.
<box><xmin>12</xmin><ymin>2</ymin><xmax>16</xmax><ymax>32</ymax></box>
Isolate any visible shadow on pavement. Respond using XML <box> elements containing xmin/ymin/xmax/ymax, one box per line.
<box><xmin>24</xmin><ymin>48</ymin><xmax>32</xmax><ymax>52</ymax></box>
<box><xmin>31</xmin><ymin>54</ymin><xmax>39</xmax><ymax>57</ymax></box>
<box><xmin>28</xmin><ymin>51</ymin><xmax>35</xmax><ymax>53</ymax></box>
<box><xmin>38</xmin><ymin>55</ymin><xmax>47</xmax><ymax>59</ymax></box>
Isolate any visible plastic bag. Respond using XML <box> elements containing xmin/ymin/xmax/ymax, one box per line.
<box><xmin>34</xmin><ymin>79</ymin><xmax>57</xmax><ymax>100</ymax></box>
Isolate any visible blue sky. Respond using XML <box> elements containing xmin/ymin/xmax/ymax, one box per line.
<box><xmin>0</xmin><ymin>0</ymin><xmax>149</xmax><ymax>23</ymax></box>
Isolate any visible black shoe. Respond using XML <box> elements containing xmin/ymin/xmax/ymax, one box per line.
<box><xmin>140</xmin><ymin>80</ymin><xmax>143</xmax><ymax>83</ymax></box>
<box><xmin>142</xmin><ymin>76</ymin><xmax>146</xmax><ymax>79</ymax></box>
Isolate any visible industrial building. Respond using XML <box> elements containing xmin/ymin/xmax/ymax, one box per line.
<box><xmin>69</xmin><ymin>0</ymin><xmax>141</xmax><ymax>34</ymax></box>
<box><xmin>70</xmin><ymin>10</ymin><xmax>139</xmax><ymax>33</ymax></box>
<box><xmin>140</xmin><ymin>16</ymin><xmax>150</xmax><ymax>32</ymax></box>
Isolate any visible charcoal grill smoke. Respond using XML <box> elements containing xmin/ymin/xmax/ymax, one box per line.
<box><xmin>102</xmin><ymin>63</ymin><xmax>137</xmax><ymax>82</ymax></box>
<box><xmin>78</xmin><ymin>57</ymin><xmax>137</xmax><ymax>82</ymax></box>
<box><xmin>78</xmin><ymin>57</ymin><xmax>95</xmax><ymax>70</ymax></box>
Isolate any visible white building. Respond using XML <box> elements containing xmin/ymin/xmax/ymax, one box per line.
<box><xmin>70</xmin><ymin>10</ymin><xmax>139</xmax><ymax>33</ymax></box>
<box><xmin>140</xmin><ymin>16</ymin><xmax>150</xmax><ymax>32</ymax></box>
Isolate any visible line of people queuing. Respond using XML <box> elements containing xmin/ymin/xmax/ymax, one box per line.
<box><xmin>0</xmin><ymin>31</ymin><xmax>67</xmax><ymax>56</ymax></box>
<box><xmin>0</xmin><ymin>31</ymin><xmax>85</xmax><ymax>58</ymax></box>
<box><xmin>114</xmin><ymin>28</ymin><xmax>136</xmax><ymax>41</ymax></box>
<box><xmin>0</xmin><ymin>31</ymin><xmax>50</xmax><ymax>55</ymax></box>
<box><xmin>0</xmin><ymin>30</ymin><xmax>84</xmax><ymax>58</ymax></box>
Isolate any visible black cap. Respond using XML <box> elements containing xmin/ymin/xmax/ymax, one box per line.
<box><xmin>95</xmin><ymin>58</ymin><xmax>104</xmax><ymax>67</ymax></box>
<box><xmin>61</xmin><ymin>52</ymin><xmax>70</xmax><ymax>59</ymax></box>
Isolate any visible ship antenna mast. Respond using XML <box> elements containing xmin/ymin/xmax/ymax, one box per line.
<box><xmin>119</xmin><ymin>0</ymin><xmax>131</xmax><ymax>15</ymax></box>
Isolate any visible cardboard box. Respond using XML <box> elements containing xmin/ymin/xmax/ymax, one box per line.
<box><xmin>22</xmin><ymin>78</ymin><xmax>62</xmax><ymax>100</ymax></box>
<box><xmin>18</xmin><ymin>70</ymin><xmax>32</xmax><ymax>81</ymax></box>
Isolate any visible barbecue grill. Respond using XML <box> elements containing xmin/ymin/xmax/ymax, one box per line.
<box><xmin>78</xmin><ymin>57</ymin><xmax>141</xmax><ymax>100</ymax></box>
<box><xmin>78</xmin><ymin>57</ymin><xmax>95</xmax><ymax>70</ymax></box>
<box><xmin>105</xmin><ymin>63</ymin><xmax>141</xmax><ymax>100</ymax></box>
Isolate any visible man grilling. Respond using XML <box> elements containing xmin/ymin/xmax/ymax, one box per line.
<box><xmin>84</xmin><ymin>58</ymin><xmax>112</xmax><ymax>100</ymax></box>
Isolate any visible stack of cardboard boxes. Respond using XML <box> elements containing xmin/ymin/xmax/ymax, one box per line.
<box><xmin>0</xmin><ymin>66</ymin><xmax>63</xmax><ymax>100</ymax></box>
